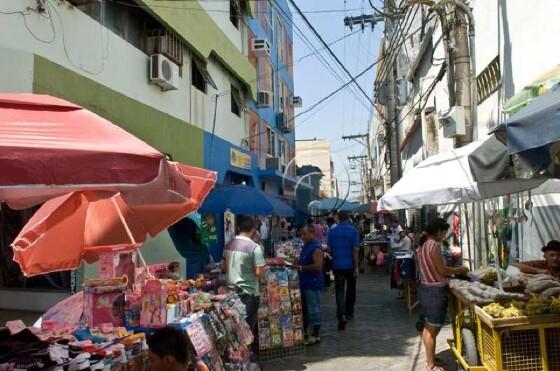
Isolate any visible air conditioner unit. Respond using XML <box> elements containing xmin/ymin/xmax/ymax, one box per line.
<box><xmin>149</xmin><ymin>54</ymin><xmax>180</xmax><ymax>91</ymax></box>
<box><xmin>266</xmin><ymin>157</ymin><xmax>282</xmax><ymax>171</ymax></box>
<box><xmin>277</xmin><ymin>112</ymin><xmax>292</xmax><ymax>133</ymax></box>
<box><xmin>252</xmin><ymin>38</ymin><xmax>271</xmax><ymax>56</ymax></box>
<box><xmin>289</xmin><ymin>96</ymin><xmax>303</xmax><ymax>107</ymax></box>
<box><xmin>438</xmin><ymin>106</ymin><xmax>466</xmax><ymax>138</ymax></box>
<box><xmin>257</xmin><ymin>91</ymin><xmax>271</xmax><ymax>107</ymax></box>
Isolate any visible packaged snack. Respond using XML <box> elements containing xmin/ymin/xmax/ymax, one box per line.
<box><xmin>294</xmin><ymin>329</ymin><xmax>304</xmax><ymax>344</ymax></box>
<box><xmin>271</xmin><ymin>329</ymin><xmax>282</xmax><ymax>349</ymax></box>
<box><xmin>280</xmin><ymin>301</ymin><xmax>292</xmax><ymax>315</ymax></box>
<box><xmin>279</xmin><ymin>315</ymin><xmax>293</xmax><ymax>329</ymax></box>
<box><xmin>292</xmin><ymin>315</ymin><xmax>303</xmax><ymax>329</ymax></box>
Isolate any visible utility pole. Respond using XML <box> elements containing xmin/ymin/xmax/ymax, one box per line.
<box><xmin>383</xmin><ymin>0</ymin><xmax>401</xmax><ymax>186</ymax></box>
<box><xmin>343</xmin><ymin>134</ymin><xmax>375</xmax><ymax>202</ymax></box>
<box><xmin>348</xmin><ymin>155</ymin><xmax>369</xmax><ymax>203</ymax></box>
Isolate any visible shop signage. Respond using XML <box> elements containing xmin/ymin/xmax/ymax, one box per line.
<box><xmin>230</xmin><ymin>148</ymin><xmax>252</xmax><ymax>170</ymax></box>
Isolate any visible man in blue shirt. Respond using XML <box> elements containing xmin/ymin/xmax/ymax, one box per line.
<box><xmin>294</xmin><ymin>224</ymin><xmax>324</xmax><ymax>345</ymax></box>
<box><xmin>327</xmin><ymin>211</ymin><xmax>360</xmax><ymax>330</ymax></box>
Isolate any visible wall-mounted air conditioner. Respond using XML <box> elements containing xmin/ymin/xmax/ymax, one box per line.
<box><xmin>252</xmin><ymin>38</ymin><xmax>271</xmax><ymax>56</ymax></box>
<box><xmin>438</xmin><ymin>106</ymin><xmax>466</xmax><ymax>138</ymax></box>
<box><xmin>277</xmin><ymin>112</ymin><xmax>292</xmax><ymax>133</ymax></box>
<box><xmin>266</xmin><ymin>157</ymin><xmax>282</xmax><ymax>171</ymax></box>
<box><xmin>289</xmin><ymin>96</ymin><xmax>303</xmax><ymax>107</ymax></box>
<box><xmin>257</xmin><ymin>90</ymin><xmax>271</xmax><ymax>107</ymax></box>
<box><xmin>149</xmin><ymin>54</ymin><xmax>180</xmax><ymax>91</ymax></box>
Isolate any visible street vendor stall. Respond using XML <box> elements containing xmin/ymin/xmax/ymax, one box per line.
<box><xmin>378</xmin><ymin>135</ymin><xmax>560</xmax><ymax>371</ymax></box>
<box><xmin>0</xmin><ymin>94</ymin><xmax>268</xmax><ymax>371</ymax></box>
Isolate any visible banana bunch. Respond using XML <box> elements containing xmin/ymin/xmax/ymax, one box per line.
<box><xmin>526</xmin><ymin>294</ymin><xmax>551</xmax><ymax>315</ymax></box>
<box><xmin>501</xmin><ymin>304</ymin><xmax>525</xmax><ymax>318</ymax></box>
<box><xmin>550</xmin><ymin>297</ymin><xmax>560</xmax><ymax>314</ymax></box>
<box><xmin>483</xmin><ymin>302</ymin><xmax>505</xmax><ymax>318</ymax></box>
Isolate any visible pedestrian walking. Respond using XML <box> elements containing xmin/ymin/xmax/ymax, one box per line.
<box><xmin>221</xmin><ymin>215</ymin><xmax>266</xmax><ymax>333</ymax></box>
<box><xmin>417</xmin><ymin>218</ymin><xmax>469</xmax><ymax>371</ymax></box>
<box><xmin>327</xmin><ymin>211</ymin><xmax>360</xmax><ymax>330</ymax></box>
<box><xmin>294</xmin><ymin>224</ymin><xmax>324</xmax><ymax>345</ymax></box>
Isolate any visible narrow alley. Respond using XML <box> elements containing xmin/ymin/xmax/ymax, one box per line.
<box><xmin>263</xmin><ymin>272</ymin><xmax>455</xmax><ymax>371</ymax></box>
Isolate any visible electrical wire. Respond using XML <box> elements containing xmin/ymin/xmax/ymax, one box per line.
<box><xmin>272</xmin><ymin>1</ymin><xmax>372</xmax><ymax>111</ymax></box>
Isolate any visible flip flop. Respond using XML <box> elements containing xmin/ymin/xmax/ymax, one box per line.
<box><xmin>426</xmin><ymin>366</ymin><xmax>445</xmax><ymax>371</ymax></box>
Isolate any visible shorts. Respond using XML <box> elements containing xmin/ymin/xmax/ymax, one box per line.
<box><xmin>418</xmin><ymin>286</ymin><xmax>449</xmax><ymax>327</ymax></box>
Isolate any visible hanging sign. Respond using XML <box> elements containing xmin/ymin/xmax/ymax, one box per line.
<box><xmin>230</xmin><ymin>148</ymin><xmax>252</xmax><ymax>170</ymax></box>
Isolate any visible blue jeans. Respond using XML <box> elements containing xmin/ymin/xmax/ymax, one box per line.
<box><xmin>302</xmin><ymin>289</ymin><xmax>322</xmax><ymax>328</ymax></box>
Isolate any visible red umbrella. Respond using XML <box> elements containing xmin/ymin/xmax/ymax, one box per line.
<box><xmin>0</xmin><ymin>94</ymin><xmax>216</xmax><ymax>276</ymax></box>
<box><xmin>0</xmin><ymin>94</ymin><xmax>164</xmax><ymax>209</ymax></box>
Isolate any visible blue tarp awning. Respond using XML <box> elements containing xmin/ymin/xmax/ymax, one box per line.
<box><xmin>309</xmin><ymin>198</ymin><xmax>357</xmax><ymax>213</ymax></box>
<box><xmin>499</xmin><ymin>83</ymin><xmax>560</xmax><ymax>155</ymax></box>
<box><xmin>199</xmin><ymin>184</ymin><xmax>295</xmax><ymax>217</ymax></box>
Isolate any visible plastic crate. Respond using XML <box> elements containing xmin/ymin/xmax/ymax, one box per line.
<box><xmin>475</xmin><ymin>306</ymin><xmax>560</xmax><ymax>371</ymax></box>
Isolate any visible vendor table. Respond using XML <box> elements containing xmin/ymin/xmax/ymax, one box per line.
<box><xmin>448</xmin><ymin>288</ymin><xmax>560</xmax><ymax>371</ymax></box>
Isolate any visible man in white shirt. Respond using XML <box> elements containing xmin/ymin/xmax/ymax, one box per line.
<box><xmin>389</xmin><ymin>220</ymin><xmax>403</xmax><ymax>250</ymax></box>
<box><xmin>398</xmin><ymin>230</ymin><xmax>412</xmax><ymax>251</ymax></box>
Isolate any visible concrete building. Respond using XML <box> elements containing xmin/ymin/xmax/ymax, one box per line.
<box><xmin>373</xmin><ymin>0</ymin><xmax>560</xmax><ymax>263</ymax></box>
<box><xmin>296</xmin><ymin>139</ymin><xmax>337</xmax><ymax>198</ymax></box>
<box><xmin>0</xmin><ymin>0</ymin><xmax>256</xmax><ymax>310</ymax></box>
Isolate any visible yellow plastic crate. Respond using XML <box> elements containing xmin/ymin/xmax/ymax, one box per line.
<box><xmin>475</xmin><ymin>306</ymin><xmax>560</xmax><ymax>371</ymax></box>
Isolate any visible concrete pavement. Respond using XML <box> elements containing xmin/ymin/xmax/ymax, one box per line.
<box><xmin>262</xmin><ymin>272</ymin><xmax>456</xmax><ymax>371</ymax></box>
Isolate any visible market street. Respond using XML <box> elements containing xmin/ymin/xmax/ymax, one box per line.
<box><xmin>263</xmin><ymin>272</ymin><xmax>455</xmax><ymax>371</ymax></box>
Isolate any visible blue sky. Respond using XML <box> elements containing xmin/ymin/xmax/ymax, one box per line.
<box><xmin>291</xmin><ymin>0</ymin><xmax>382</xmax><ymax>200</ymax></box>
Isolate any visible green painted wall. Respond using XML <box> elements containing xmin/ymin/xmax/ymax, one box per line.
<box><xmin>32</xmin><ymin>55</ymin><xmax>201</xmax><ymax>279</ymax></box>
<box><xmin>138</xmin><ymin>0</ymin><xmax>257</xmax><ymax>99</ymax></box>
<box><xmin>32</xmin><ymin>55</ymin><xmax>204</xmax><ymax>167</ymax></box>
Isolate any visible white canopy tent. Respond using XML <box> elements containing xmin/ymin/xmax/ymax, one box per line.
<box><xmin>378</xmin><ymin>140</ymin><xmax>560</xmax><ymax>211</ymax></box>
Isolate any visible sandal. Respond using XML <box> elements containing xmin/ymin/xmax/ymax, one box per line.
<box><xmin>426</xmin><ymin>366</ymin><xmax>445</xmax><ymax>371</ymax></box>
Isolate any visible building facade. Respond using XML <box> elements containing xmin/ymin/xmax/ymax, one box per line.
<box><xmin>296</xmin><ymin>139</ymin><xmax>337</xmax><ymax>198</ymax></box>
<box><xmin>245</xmin><ymin>0</ymin><xmax>300</xmax><ymax>203</ymax></box>
<box><xmin>0</xmin><ymin>0</ymin><xmax>258</xmax><ymax>310</ymax></box>
<box><xmin>372</xmin><ymin>0</ymin><xmax>560</xmax><ymax>263</ymax></box>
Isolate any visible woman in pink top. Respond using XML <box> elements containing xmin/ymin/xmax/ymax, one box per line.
<box><xmin>417</xmin><ymin>218</ymin><xmax>469</xmax><ymax>371</ymax></box>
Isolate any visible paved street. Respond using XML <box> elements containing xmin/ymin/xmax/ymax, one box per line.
<box><xmin>263</xmin><ymin>272</ymin><xmax>456</xmax><ymax>371</ymax></box>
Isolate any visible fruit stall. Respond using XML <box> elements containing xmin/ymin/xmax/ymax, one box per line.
<box><xmin>448</xmin><ymin>270</ymin><xmax>560</xmax><ymax>371</ymax></box>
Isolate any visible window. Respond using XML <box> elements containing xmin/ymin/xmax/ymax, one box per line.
<box><xmin>269</xmin><ymin>62</ymin><xmax>275</xmax><ymax>108</ymax></box>
<box><xmin>231</xmin><ymin>85</ymin><xmax>243</xmax><ymax>117</ymax></box>
<box><xmin>230</xmin><ymin>0</ymin><xmax>240</xmax><ymax>29</ymax></box>
<box><xmin>279</xmin><ymin>139</ymin><xmax>286</xmax><ymax>164</ymax></box>
<box><xmin>267</xmin><ymin>127</ymin><xmax>276</xmax><ymax>156</ymax></box>
<box><xmin>477</xmin><ymin>56</ymin><xmax>501</xmax><ymax>104</ymax></box>
<box><xmin>192</xmin><ymin>57</ymin><xmax>217</xmax><ymax>93</ymax></box>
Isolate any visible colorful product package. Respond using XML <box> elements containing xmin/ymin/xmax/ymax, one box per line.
<box><xmin>294</xmin><ymin>329</ymin><xmax>304</xmax><ymax>344</ymax></box>
<box><xmin>140</xmin><ymin>279</ymin><xmax>168</xmax><ymax>328</ymax></box>
<box><xmin>279</xmin><ymin>315</ymin><xmax>293</xmax><ymax>329</ymax></box>
<box><xmin>258</xmin><ymin>328</ymin><xmax>272</xmax><ymax>350</ymax></box>
<box><xmin>292</xmin><ymin>314</ymin><xmax>303</xmax><ymax>329</ymax></box>
<box><xmin>84</xmin><ymin>285</ymin><xmax>126</xmax><ymax>328</ymax></box>
<box><xmin>124</xmin><ymin>294</ymin><xmax>142</xmax><ymax>328</ymax></box>
<box><xmin>282</xmin><ymin>329</ymin><xmax>294</xmax><ymax>347</ymax></box>
<box><xmin>271</xmin><ymin>329</ymin><xmax>282</xmax><ymax>349</ymax></box>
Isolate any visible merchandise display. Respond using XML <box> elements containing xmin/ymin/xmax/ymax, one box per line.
<box><xmin>257</xmin><ymin>266</ymin><xmax>304</xmax><ymax>353</ymax></box>
<box><xmin>0</xmin><ymin>268</ymin><xmax>256</xmax><ymax>371</ymax></box>
<box><xmin>274</xmin><ymin>241</ymin><xmax>302</xmax><ymax>265</ymax></box>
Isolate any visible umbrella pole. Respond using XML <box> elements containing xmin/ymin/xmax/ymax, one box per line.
<box><xmin>111</xmin><ymin>197</ymin><xmax>154</xmax><ymax>278</ymax></box>
<box><xmin>464</xmin><ymin>203</ymin><xmax>472</xmax><ymax>270</ymax></box>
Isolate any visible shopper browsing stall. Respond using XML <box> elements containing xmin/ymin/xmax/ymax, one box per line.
<box><xmin>417</xmin><ymin>218</ymin><xmax>469</xmax><ymax>371</ymax></box>
<box><xmin>222</xmin><ymin>215</ymin><xmax>266</xmax><ymax>332</ymax></box>
<box><xmin>513</xmin><ymin>240</ymin><xmax>560</xmax><ymax>278</ymax></box>
<box><xmin>327</xmin><ymin>211</ymin><xmax>360</xmax><ymax>330</ymax></box>
<box><xmin>294</xmin><ymin>224</ymin><xmax>324</xmax><ymax>346</ymax></box>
